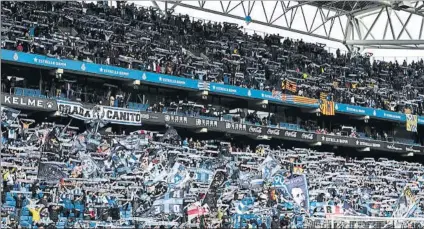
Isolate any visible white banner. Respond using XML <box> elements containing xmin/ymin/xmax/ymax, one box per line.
<box><xmin>98</xmin><ymin>106</ymin><xmax>142</xmax><ymax>125</ymax></box>
<box><xmin>57</xmin><ymin>100</ymin><xmax>95</xmax><ymax>120</ymax></box>
<box><xmin>57</xmin><ymin>102</ymin><xmax>142</xmax><ymax>126</ymax></box>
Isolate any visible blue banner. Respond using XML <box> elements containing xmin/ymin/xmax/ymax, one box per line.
<box><xmin>1</xmin><ymin>50</ymin><xmax>200</xmax><ymax>90</ymax></box>
<box><xmin>336</xmin><ymin>103</ymin><xmax>407</xmax><ymax>122</ymax></box>
<box><xmin>3</xmin><ymin>49</ymin><xmax>424</xmax><ymax>124</ymax></box>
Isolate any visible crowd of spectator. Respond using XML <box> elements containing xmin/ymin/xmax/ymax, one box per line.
<box><xmin>2</xmin><ymin>2</ymin><xmax>424</xmax><ymax>228</ymax></box>
<box><xmin>2</xmin><ymin>1</ymin><xmax>424</xmax><ymax>115</ymax></box>
<box><xmin>2</xmin><ymin>107</ymin><xmax>424</xmax><ymax>228</ymax></box>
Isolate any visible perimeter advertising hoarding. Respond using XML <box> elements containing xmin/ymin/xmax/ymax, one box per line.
<box><xmin>138</xmin><ymin>112</ymin><xmax>422</xmax><ymax>154</ymax></box>
<box><xmin>1</xmin><ymin>94</ymin><xmax>57</xmax><ymax>111</ymax></box>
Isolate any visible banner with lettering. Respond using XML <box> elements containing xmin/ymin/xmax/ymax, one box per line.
<box><xmin>1</xmin><ymin>94</ymin><xmax>57</xmax><ymax>111</ymax></box>
<box><xmin>57</xmin><ymin>100</ymin><xmax>95</xmax><ymax>121</ymax></box>
<box><xmin>406</xmin><ymin>114</ymin><xmax>418</xmax><ymax>132</ymax></box>
<box><xmin>98</xmin><ymin>106</ymin><xmax>142</xmax><ymax>125</ymax></box>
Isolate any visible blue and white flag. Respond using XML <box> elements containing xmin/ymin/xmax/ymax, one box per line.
<box><xmin>152</xmin><ymin>189</ymin><xmax>184</xmax><ymax>215</ymax></box>
<box><xmin>393</xmin><ymin>186</ymin><xmax>417</xmax><ymax>218</ymax></box>
<box><xmin>1</xmin><ymin>106</ymin><xmax>20</xmax><ymax>127</ymax></box>
<box><xmin>235</xmin><ymin>197</ymin><xmax>255</xmax><ymax>214</ymax></box>
<box><xmin>193</xmin><ymin>168</ymin><xmax>214</xmax><ymax>184</ymax></box>
<box><xmin>272</xmin><ymin>170</ymin><xmax>287</xmax><ymax>188</ymax></box>
<box><xmin>260</xmin><ymin>156</ymin><xmax>281</xmax><ymax>181</ymax></box>
<box><xmin>168</xmin><ymin>163</ymin><xmax>188</xmax><ymax>187</ymax></box>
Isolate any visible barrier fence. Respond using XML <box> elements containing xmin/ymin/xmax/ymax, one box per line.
<box><xmin>305</xmin><ymin>216</ymin><xmax>424</xmax><ymax>229</ymax></box>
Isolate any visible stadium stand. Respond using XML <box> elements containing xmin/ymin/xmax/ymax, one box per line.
<box><xmin>2</xmin><ymin>1</ymin><xmax>424</xmax><ymax>115</ymax></box>
<box><xmin>2</xmin><ymin>1</ymin><xmax>424</xmax><ymax>229</ymax></box>
<box><xmin>1</xmin><ymin>107</ymin><xmax>424</xmax><ymax>228</ymax></box>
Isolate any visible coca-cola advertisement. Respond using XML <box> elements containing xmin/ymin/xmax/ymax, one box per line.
<box><xmin>284</xmin><ymin>131</ymin><xmax>297</xmax><ymax>138</ymax></box>
<box><xmin>248</xmin><ymin>126</ymin><xmax>263</xmax><ymax>134</ymax></box>
<box><xmin>301</xmin><ymin>133</ymin><xmax>314</xmax><ymax>140</ymax></box>
<box><xmin>266</xmin><ymin>128</ymin><xmax>280</xmax><ymax>136</ymax></box>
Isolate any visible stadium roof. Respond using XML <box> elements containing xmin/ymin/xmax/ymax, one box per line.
<box><xmin>150</xmin><ymin>0</ymin><xmax>424</xmax><ymax>50</ymax></box>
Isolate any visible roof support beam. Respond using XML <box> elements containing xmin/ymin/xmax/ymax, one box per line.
<box><xmin>338</xmin><ymin>16</ymin><xmax>346</xmax><ymax>38</ymax></box>
<box><xmin>393</xmin><ymin>10</ymin><xmax>413</xmax><ymax>40</ymax></box>
<box><xmin>169</xmin><ymin>1</ymin><xmax>182</xmax><ymax>11</ymax></box>
<box><xmin>346</xmin><ymin>40</ymin><xmax>424</xmax><ymax>45</ymax></box>
<box><xmin>385</xmin><ymin>7</ymin><xmax>396</xmax><ymax>40</ymax></box>
<box><xmin>397</xmin><ymin>13</ymin><xmax>412</xmax><ymax>40</ymax></box>
<box><xmin>156</xmin><ymin>0</ymin><xmax>424</xmax><ymax>50</ymax></box>
<box><xmin>268</xmin><ymin>1</ymin><xmax>279</xmax><ymax>23</ymax></box>
<box><xmin>327</xmin><ymin>14</ymin><xmax>336</xmax><ymax>38</ymax></box>
<box><xmin>353</xmin><ymin>18</ymin><xmax>362</xmax><ymax>40</ymax></box>
<box><xmin>289</xmin><ymin>6</ymin><xmax>299</xmax><ymax>29</ymax></box>
<box><xmin>344</xmin><ymin>16</ymin><xmax>352</xmax><ymax>42</ymax></box>
<box><xmin>363</xmin><ymin>7</ymin><xmax>383</xmax><ymax>40</ymax></box>
<box><xmin>417</xmin><ymin>2</ymin><xmax>424</xmax><ymax>11</ymax></box>
<box><xmin>151</xmin><ymin>0</ymin><xmax>161</xmax><ymax>12</ymax></box>
<box><xmin>227</xmin><ymin>2</ymin><xmax>243</xmax><ymax>14</ymax></box>
<box><xmin>308</xmin><ymin>7</ymin><xmax>319</xmax><ymax>32</ymax></box>
<box><xmin>300</xmin><ymin>6</ymin><xmax>308</xmax><ymax>31</ymax></box>
<box><xmin>261</xmin><ymin>1</ymin><xmax>269</xmax><ymax>23</ymax></box>
<box><xmin>358</xmin><ymin>19</ymin><xmax>376</xmax><ymax>40</ymax></box>
<box><xmin>162</xmin><ymin>1</ymin><xmax>343</xmax><ymax>43</ymax></box>
<box><xmin>363</xmin><ymin>45</ymin><xmax>424</xmax><ymax>50</ymax></box>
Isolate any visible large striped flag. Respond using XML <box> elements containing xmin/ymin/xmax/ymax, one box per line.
<box><xmin>272</xmin><ymin>90</ymin><xmax>281</xmax><ymax>98</ymax></box>
<box><xmin>319</xmin><ymin>92</ymin><xmax>328</xmax><ymax>101</ymax></box>
<box><xmin>272</xmin><ymin>91</ymin><xmax>295</xmax><ymax>103</ymax></box>
<box><xmin>293</xmin><ymin>96</ymin><xmax>318</xmax><ymax>105</ymax></box>
<box><xmin>285</xmin><ymin>80</ymin><xmax>297</xmax><ymax>93</ymax></box>
<box><xmin>281</xmin><ymin>94</ymin><xmax>294</xmax><ymax>103</ymax></box>
<box><xmin>320</xmin><ymin>100</ymin><xmax>335</xmax><ymax>116</ymax></box>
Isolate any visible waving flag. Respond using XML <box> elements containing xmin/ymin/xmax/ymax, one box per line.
<box><xmin>406</xmin><ymin>114</ymin><xmax>418</xmax><ymax>132</ymax></box>
<box><xmin>320</xmin><ymin>100</ymin><xmax>335</xmax><ymax>116</ymax></box>
<box><xmin>260</xmin><ymin>156</ymin><xmax>281</xmax><ymax>181</ymax></box>
<box><xmin>187</xmin><ymin>202</ymin><xmax>209</xmax><ymax>221</ymax></box>
<box><xmin>38</xmin><ymin>162</ymin><xmax>68</xmax><ymax>181</ymax></box>
<box><xmin>285</xmin><ymin>80</ymin><xmax>297</xmax><ymax>93</ymax></box>
<box><xmin>151</xmin><ymin>189</ymin><xmax>184</xmax><ymax>215</ymax></box>
<box><xmin>293</xmin><ymin>96</ymin><xmax>318</xmax><ymax>105</ymax></box>
<box><xmin>393</xmin><ymin>186</ymin><xmax>417</xmax><ymax>218</ymax></box>
<box><xmin>1</xmin><ymin>107</ymin><xmax>20</xmax><ymax>126</ymax></box>
<box><xmin>320</xmin><ymin>92</ymin><xmax>328</xmax><ymax>101</ymax></box>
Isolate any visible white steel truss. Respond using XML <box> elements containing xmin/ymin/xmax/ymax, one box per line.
<box><xmin>149</xmin><ymin>0</ymin><xmax>424</xmax><ymax>50</ymax></box>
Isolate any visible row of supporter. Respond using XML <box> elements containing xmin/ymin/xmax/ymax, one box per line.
<box><xmin>1</xmin><ymin>107</ymin><xmax>424</xmax><ymax>228</ymax></box>
<box><xmin>2</xmin><ymin>1</ymin><xmax>424</xmax><ymax>116</ymax></box>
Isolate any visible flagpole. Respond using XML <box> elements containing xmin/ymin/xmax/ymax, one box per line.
<box><xmin>95</xmin><ymin>121</ymin><xmax>100</xmax><ymax>135</ymax></box>
<box><xmin>61</xmin><ymin>118</ymin><xmax>73</xmax><ymax>136</ymax></box>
